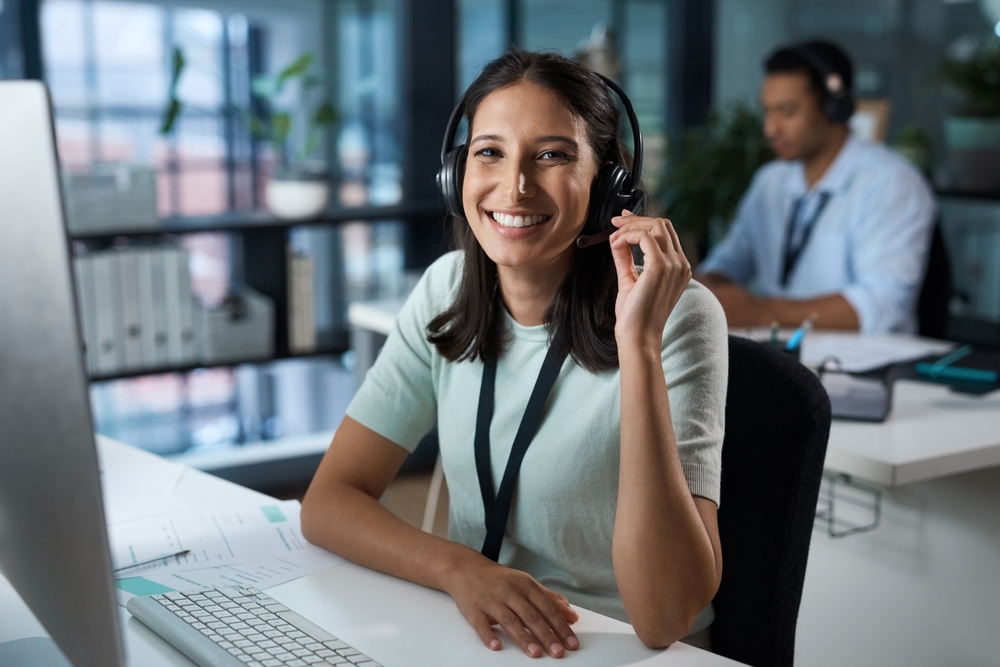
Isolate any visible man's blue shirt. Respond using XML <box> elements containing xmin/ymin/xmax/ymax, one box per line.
<box><xmin>699</xmin><ymin>133</ymin><xmax>936</xmax><ymax>333</ymax></box>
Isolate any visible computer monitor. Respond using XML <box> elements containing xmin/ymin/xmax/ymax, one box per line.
<box><xmin>0</xmin><ymin>81</ymin><xmax>126</xmax><ymax>667</ymax></box>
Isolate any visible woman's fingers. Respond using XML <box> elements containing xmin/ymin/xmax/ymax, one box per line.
<box><xmin>469</xmin><ymin>610</ymin><xmax>503</xmax><ymax>651</ymax></box>
<box><xmin>450</xmin><ymin>563</ymin><xmax>579</xmax><ymax>658</ymax></box>
<box><xmin>491</xmin><ymin>603</ymin><xmax>547</xmax><ymax>658</ymax></box>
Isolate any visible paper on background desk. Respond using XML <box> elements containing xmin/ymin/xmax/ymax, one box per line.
<box><xmin>109</xmin><ymin>500</ymin><xmax>344</xmax><ymax>606</ymax></box>
<box><xmin>800</xmin><ymin>332</ymin><xmax>954</xmax><ymax>373</ymax></box>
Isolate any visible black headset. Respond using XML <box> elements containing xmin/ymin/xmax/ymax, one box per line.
<box><xmin>435</xmin><ymin>74</ymin><xmax>646</xmax><ymax>249</ymax></box>
<box><xmin>788</xmin><ymin>44</ymin><xmax>855</xmax><ymax>124</ymax></box>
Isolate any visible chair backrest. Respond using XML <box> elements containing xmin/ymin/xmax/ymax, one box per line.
<box><xmin>917</xmin><ymin>223</ymin><xmax>952</xmax><ymax>340</ymax></box>
<box><xmin>710</xmin><ymin>336</ymin><xmax>831</xmax><ymax>667</ymax></box>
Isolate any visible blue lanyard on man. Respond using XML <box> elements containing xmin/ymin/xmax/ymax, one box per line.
<box><xmin>781</xmin><ymin>190</ymin><xmax>832</xmax><ymax>287</ymax></box>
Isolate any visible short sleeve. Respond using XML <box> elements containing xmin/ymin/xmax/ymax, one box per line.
<box><xmin>661</xmin><ymin>281</ymin><xmax>729</xmax><ymax>506</ymax></box>
<box><xmin>345</xmin><ymin>252</ymin><xmax>462</xmax><ymax>451</ymax></box>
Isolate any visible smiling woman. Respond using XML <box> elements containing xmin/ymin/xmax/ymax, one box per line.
<box><xmin>300</xmin><ymin>50</ymin><xmax>729</xmax><ymax>658</ymax></box>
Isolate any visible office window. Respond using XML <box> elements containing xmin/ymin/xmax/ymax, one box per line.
<box><xmin>334</xmin><ymin>0</ymin><xmax>402</xmax><ymax>207</ymax></box>
<box><xmin>41</xmin><ymin>0</ymin><xmax>325</xmax><ymax>216</ymax></box>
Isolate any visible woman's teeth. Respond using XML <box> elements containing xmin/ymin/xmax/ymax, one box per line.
<box><xmin>491</xmin><ymin>212</ymin><xmax>549</xmax><ymax>228</ymax></box>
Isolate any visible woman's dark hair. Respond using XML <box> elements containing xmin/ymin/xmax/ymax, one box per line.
<box><xmin>426</xmin><ymin>49</ymin><xmax>635</xmax><ymax>373</ymax></box>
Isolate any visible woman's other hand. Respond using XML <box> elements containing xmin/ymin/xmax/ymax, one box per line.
<box><xmin>443</xmin><ymin>556</ymin><xmax>580</xmax><ymax>658</ymax></box>
<box><xmin>609</xmin><ymin>210</ymin><xmax>692</xmax><ymax>349</ymax></box>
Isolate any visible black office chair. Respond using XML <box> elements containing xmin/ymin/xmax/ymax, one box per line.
<box><xmin>710</xmin><ymin>336</ymin><xmax>831</xmax><ymax>667</ymax></box>
<box><xmin>917</xmin><ymin>223</ymin><xmax>952</xmax><ymax>340</ymax></box>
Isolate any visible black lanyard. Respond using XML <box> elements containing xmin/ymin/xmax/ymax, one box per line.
<box><xmin>781</xmin><ymin>191</ymin><xmax>831</xmax><ymax>287</ymax></box>
<box><xmin>474</xmin><ymin>344</ymin><xmax>568</xmax><ymax>562</ymax></box>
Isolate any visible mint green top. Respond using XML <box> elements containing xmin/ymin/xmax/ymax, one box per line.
<box><xmin>347</xmin><ymin>251</ymin><xmax>728</xmax><ymax>632</ymax></box>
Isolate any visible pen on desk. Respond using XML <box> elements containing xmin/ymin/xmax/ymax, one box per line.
<box><xmin>113</xmin><ymin>550</ymin><xmax>190</xmax><ymax>574</ymax></box>
<box><xmin>769</xmin><ymin>321</ymin><xmax>779</xmax><ymax>346</ymax></box>
<box><xmin>785</xmin><ymin>314</ymin><xmax>817</xmax><ymax>351</ymax></box>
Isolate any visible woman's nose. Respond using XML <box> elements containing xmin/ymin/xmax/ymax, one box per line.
<box><xmin>507</xmin><ymin>165</ymin><xmax>535</xmax><ymax>200</ymax></box>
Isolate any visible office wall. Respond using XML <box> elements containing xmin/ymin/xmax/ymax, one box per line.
<box><xmin>797</xmin><ymin>466</ymin><xmax>1000</xmax><ymax>666</ymax></box>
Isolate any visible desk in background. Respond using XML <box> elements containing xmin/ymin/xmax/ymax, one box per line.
<box><xmin>0</xmin><ymin>437</ymin><xmax>742</xmax><ymax>667</ymax></box>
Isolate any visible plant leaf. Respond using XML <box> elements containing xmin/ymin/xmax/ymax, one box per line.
<box><xmin>169</xmin><ymin>46</ymin><xmax>186</xmax><ymax>90</ymax></box>
<box><xmin>160</xmin><ymin>98</ymin><xmax>182</xmax><ymax>135</ymax></box>
<box><xmin>314</xmin><ymin>102</ymin><xmax>337</xmax><ymax>126</ymax></box>
<box><xmin>272</xmin><ymin>112</ymin><xmax>291</xmax><ymax>145</ymax></box>
<box><xmin>277</xmin><ymin>53</ymin><xmax>314</xmax><ymax>86</ymax></box>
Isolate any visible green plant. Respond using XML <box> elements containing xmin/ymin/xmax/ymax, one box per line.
<box><xmin>937</xmin><ymin>38</ymin><xmax>1000</xmax><ymax>117</ymax></box>
<box><xmin>159</xmin><ymin>50</ymin><xmax>337</xmax><ymax>173</ymax></box>
<box><xmin>249</xmin><ymin>53</ymin><xmax>337</xmax><ymax>172</ymax></box>
<box><xmin>658</xmin><ymin>102</ymin><xmax>773</xmax><ymax>249</ymax></box>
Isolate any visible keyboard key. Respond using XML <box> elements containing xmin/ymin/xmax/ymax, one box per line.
<box><xmin>235</xmin><ymin>640</ymin><xmax>254</xmax><ymax>648</ymax></box>
<box><xmin>164</xmin><ymin>592</ymin><xmax>185</xmax><ymax>601</ymax></box>
<box><xmin>265</xmin><ymin>604</ymin><xmax>290</xmax><ymax>613</ymax></box>
<box><xmin>336</xmin><ymin>649</ymin><xmax>359</xmax><ymax>657</ymax></box>
<box><xmin>285</xmin><ymin>661</ymin><xmax>307</xmax><ymax>667</ymax></box>
<box><xmin>262</xmin><ymin>661</ymin><xmax>282</xmax><ymax>667</ymax></box>
<box><xmin>303</xmin><ymin>643</ymin><xmax>323</xmax><ymax>651</ymax></box>
<box><xmin>228</xmin><ymin>647</ymin><xmax>244</xmax><ymax>656</ymax></box>
<box><xmin>347</xmin><ymin>657</ymin><xmax>369</xmax><ymax>665</ymax></box>
<box><xmin>302</xmin><ymin>658</ymin><xmax>324</xmax><ymax>665</ymax></box>
<box><xmin>238</xmin><ymin>656</ymin><xmax>255</xmax><ymax>663</ymax></box>
<box><xmin>272</xmin><ymin>652</ymin><xmax>294</xmax><ymax>661</ymax></box>
<box><xmin>323</xmin><ymin>641</ymin><xmax>349</xmax><ymax>651</ymax></box>
<box><xmin>292</xmin><ymin>648</ymin><xmax>312</xmax><ymax>657</ymax></box>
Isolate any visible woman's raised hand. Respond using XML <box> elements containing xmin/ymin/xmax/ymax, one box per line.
<box><xmin>444</xmin><ymin>556</ymin><xmax>580</xmax><ymax>658</ymax></box>
<box><xmin>609</xmin><ymin>210</ymin><xmax>692</xmax><ymax>350</ymax></box>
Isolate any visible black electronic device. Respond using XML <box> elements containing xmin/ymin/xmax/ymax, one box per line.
<box><xmin>435</xmin><ymin>74</ymin><xmax>646</xmax><ymax>248</ymax></box>
<box><xmin>788</xmin><ymin>44</ymin><xmax>855</xmax><ymax>124</ymax></box>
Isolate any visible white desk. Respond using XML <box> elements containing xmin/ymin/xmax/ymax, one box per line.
<box><xmin>0</xmin><ymin>437</ymin><xmax>741</xmax><ymax>667</ymax></box>
<box><xmin>826</xmin><ymin>379</ymin><xmax>1000</xmax><ymax>486</ymax></box>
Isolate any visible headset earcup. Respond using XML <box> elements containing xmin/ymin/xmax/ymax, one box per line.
<box><xmin>583</xmin><ymin>164</ymin><xmax>630</xmax><ymax>237</ymax></box>
<box><xmin>436</xmin><ymin>145</ymin><xmax>467</xmax><ymax>219</ymax></box>
<box><xmin>826</xmin><ymin>95</ymin><xmax>855</xmax><ymax>124</ymax></box>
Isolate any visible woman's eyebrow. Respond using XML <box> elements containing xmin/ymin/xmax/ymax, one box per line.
<box><xmin>536</xmin><ymin>135</ymin><xmax>579</xmax><ymax>149</ymax></box>
<box><xmin>470</xmin><ymin>134</ymin><xmax>504</xmax><ymax>145</ymax></box>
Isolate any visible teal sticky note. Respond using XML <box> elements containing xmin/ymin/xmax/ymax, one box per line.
<box><xmin>116</xmin><ymin>577</ymin><xmax>175</xmax><ymax>596</ymax></box>
<box><xmin>261</xmin><ymin>505</ymin><xmax>287</xmax><ymax>523</ymax></box>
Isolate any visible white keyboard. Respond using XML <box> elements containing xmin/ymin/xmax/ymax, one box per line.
<box><xmin>126</xmin><ymin>585</ymin><xmax>382</xmax><ymax>667</ymax></box>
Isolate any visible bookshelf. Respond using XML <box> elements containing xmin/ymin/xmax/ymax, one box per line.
<box><xmin>72</xmin><ymin>201</ymin><xmax>444</xmax><ymax>382</ymax></box>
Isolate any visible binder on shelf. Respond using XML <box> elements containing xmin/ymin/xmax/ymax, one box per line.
<box><xmin>91</xmin><ymin>251</ymin><xmax>123</xmax><ymax>376</ymax></box>
<box><xmin>288</xmin><ymin>249</ymin><xmax>317</xmax><ymax>354</ymax></box>
<box><xmin>149</xmin><ymin>248</ymin><xmax>170</xmax><ymax>366</ymax></box>
<box><xmin>135</xmin><ymin>247</ymin><xmax>159</xmax><ymax>368</ymax></box>
<box><xmin>73</xmin><ymin>254</ymin><xmax>99</xmax><ymax>373</ymax></box>
<box><xmin>117</xmin><ymin>249</ymin><xmax>143</xmax><ymax>371</ymax></box>
<box><xmin>175</xmin><ymin>249</ymin><xmax>198</xmax><ymax>365</ymax></box>
<box><xmin>162</xmin><ymin>246</ymin><xmax>185</xmax><ymax>366</ymax></box>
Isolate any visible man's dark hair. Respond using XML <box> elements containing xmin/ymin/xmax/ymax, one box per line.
<box><xmin>764</xmin><ymin>40</ymin><xmax>854</xmax><ymax>106</ymax></box>
<box><xmin>427</xmin><ymin>49</ymin><xmax>635</xmax><ymax>373</ymax></box>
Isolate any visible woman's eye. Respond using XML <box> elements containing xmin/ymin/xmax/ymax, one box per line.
<box><xmin>539</xmin><ymin>150</ymin><xmax>569</xmax><ymax>161</ymax></box>
<box><xmin>476</xmin><ymin>148</ymin><xmax>500</xmax><ymax>158</ymax></box>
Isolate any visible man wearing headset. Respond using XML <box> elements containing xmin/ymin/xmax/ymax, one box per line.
<box><xmin>697</xmin><ymin>41</ymin><xmax>935</xmax><ymax>334</ymax></box>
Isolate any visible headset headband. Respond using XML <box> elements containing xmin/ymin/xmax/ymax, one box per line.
<box><xmin>788</xmin><ymin>45</ymin><xmax>849</xmax><ymax>99</ymax></box>
<box><xmin>439</xmin><ymin>73</ymin><xmax>643</xmax><ymax>184</ymax></box>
